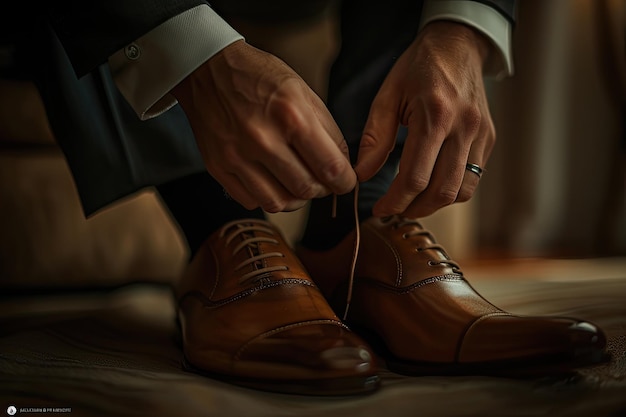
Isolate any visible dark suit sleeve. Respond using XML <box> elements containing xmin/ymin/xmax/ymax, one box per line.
<box><xmin>45</xmin><ymin>0</ymin><xmax>208</xmax><ymax>77</ymax></box>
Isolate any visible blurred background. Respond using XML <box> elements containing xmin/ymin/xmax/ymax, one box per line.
<box><xmin>0</xmin><ymin>0</ymin><xmax>624</xmax><ymax>291</ymax></box>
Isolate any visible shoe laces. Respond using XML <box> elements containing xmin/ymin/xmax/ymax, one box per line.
<box><xmin>334</xmin><ymin>186</ymin><xmax>462</xmax><ymax>320</ymax></box>
<box><xmin>219</xmin><ymin>219</ymin><xmax>288</xmax><ymax>286</ymax></box>
<box><xmin>332</xmin><ymin>186</ymin><xmax>360</xmax><ymax>321</ymax></box>
<box><xmin>381</xmin><ymin>216</ymin><xmax>462</xmax><ymax>272</ymax></box>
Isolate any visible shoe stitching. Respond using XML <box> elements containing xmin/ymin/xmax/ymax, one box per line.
<box><xmin>234</xmin><ymin>319</ymin><xmax>350</xmax><ymax>360</ymax></box>
<box><xmin>356</xmin><ymin>274</ymin><xmax>465</xmax><ymax>294</ymax></box>
<box><xmin>180</xmin><ymin>278</ymin><xmax>317</xmax><ymax>308</ymax></box>
<box><xmin>455</xmin><ymin>311</ymin><xmax>513</xmax><ymax>362</ymax></box>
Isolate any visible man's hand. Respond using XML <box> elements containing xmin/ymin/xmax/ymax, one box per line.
<box><xmin>355</xmin><ymin>21</ymin><xmax>496</xmax><ymax>218</ymax></box>
<box><xmin>172</xmin><ymin>40</ymin><xmax>356</xmax><ymax>213</ymax></box>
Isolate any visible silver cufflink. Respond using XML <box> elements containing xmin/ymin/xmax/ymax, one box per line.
<box><xmin>125</xmin><ymin>44</ymin><xmax>141</xmax><ymax>60</ymax></box>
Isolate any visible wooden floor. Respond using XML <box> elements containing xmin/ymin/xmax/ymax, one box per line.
<box><xmin>1</xmin><ymin>257</ymin><xmax>625</xmax><ymax>417</ymax></box>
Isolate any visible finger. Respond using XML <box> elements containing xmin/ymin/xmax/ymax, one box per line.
<box><xmin>456</xmin><ymin>161</ymin><xmax>481</xmax><ymax>203</ymax></box>
<box><xmin>290</xmin><ymin>113</ymin><xmax>357</xmax><ymax>195</ymax></box>
<box><xmin>371</xmin><ymin>111</ymin><xmax>447</xmax><ymax>217</ymax></box>
<box><xmin>214</xmin><ymin>171</ymin><xmax>260</xmax><ymax>211</ymax></box>
<box><xmin>263</xmin><ymin>79</ymin><xmax>356</xmax><ymax>195</ymax></box>
<box><xmin>232</xmin><ymin>162</ymin><xmax>307</xmax><ymax>213</ymax></box>
<box><xmin>401</xmin><ymin>133</ymin><xmax>470</xmax><ymax>218</ymax></box>
<box><xmin>456</xmin><ymin>122</ymin><xmax>495</xmax><ymax>202</ymax></box>
<box><xmin>354</xmin><ymin>90</ymin><xmax>400</xmax><ymax>183</ymax></box>
<box><xmin>259</xmin><ymin>141</ymin><xmax>331</xmax><ymax>200</ymax></box>
<box><xmin>456</xmin><ymin>148</ymin><xmax>486</xmax><ymax>203</ymax></box>
<box><xmin>402</xmin><ymin>139</ymin><xmax>469</xmax><ymax>218</ymax></box>
<box><xmin>223</xmin><ymin>171</ymin><xmax>308</xmax><ymax>213</ymax></box>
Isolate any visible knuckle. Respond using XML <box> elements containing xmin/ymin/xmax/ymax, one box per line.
<box><xmin>462</xmin><ymin>106</ymin><xmax>482</xmax><ymax>135</ymax></box>
<box><xmin>293</xmin><ymin>181</ymin><xmax>320</xmax><ymax>200</ymax></box>
<box><xmin>432</xmin><ymin>187</ymin><xmax>458</xmax><ymax>206</ymax></box>
<box><xmin>319</xmin><ymin>157</ymin><xmax>348</xmax><ymax>184</ymax></box>
<box><xmin>403</xmin><ymin>175</ymin><xmax>429</xmax><ymax>194</ymax></box>
<box><xmin>360</xmin><ymin>131</ymin><xmax>379</xmax><ymax>149</ymax></box>
<box><xmin>426</xmin><ymin>94</ymin><xmax>452</xmax><ymax>128</ymax></box>
<box><xmin>260</xmin><ymin>197</ymin><xmax>287</xmax><ymax>213</ymax></box>
<box><xmin>361</xmin><ymin>131</ymin><xmax>394</xmax><ymax>156</ymax></box>
<box><xmin>284</xmin><ymin>106</ymin><xmax>308</xmax><ymax>133</ymax></box>
<box><xmin>272</xmin><ymin>99</ymin><xmax>309</xmax><ymax>136</ymax></box>
<box><xmin>253</xmin><ymin>134</ymin><xmax>276</xmax><ymax>154</ymax></box>
<box><xmin>240</xmin><ymin>124</ymin><xmax>275</xmax><ymax>155</ymax></box>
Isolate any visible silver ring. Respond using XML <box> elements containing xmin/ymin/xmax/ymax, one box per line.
<box><xmin>465</xmin><ymin>163</ymin><xmax>485</xmax><ymax>178</ymax></box>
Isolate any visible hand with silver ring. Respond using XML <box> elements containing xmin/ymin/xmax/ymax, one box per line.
<box><xmin>465</xmin><ymin>163</ymin><xmax>485</xmax><ymax>179</ymax></box>
<box><xmin>354</xmin><ymin>21</ymin><xmax>496</xmax><ymax>218</ymax></box>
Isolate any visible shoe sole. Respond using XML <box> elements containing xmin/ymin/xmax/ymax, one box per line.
<box><xmin>181</xmin><ymin>356</ymin><xmax>381</xmax><ymax>396</ymax></box>
<box><xmin>351</xmin><ymin>324</ymin><xmax>611</xmax><ymax>378</ymax></box>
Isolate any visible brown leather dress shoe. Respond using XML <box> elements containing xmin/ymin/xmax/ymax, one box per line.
<box><xmin>176</xmin><ymin>219</ymin><xmax>379</xmax><ymax>395</ymax></box>
<box><xmin>297</xmin><ymin>216</ymin><xmax>609</xmax><ymax>377</ymax></box>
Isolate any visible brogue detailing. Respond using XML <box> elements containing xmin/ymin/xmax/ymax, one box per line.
<box><xmin>359</xmin><ymin>274</ymin><xmax>465</xmax><ymax>294</ymax></box>
<box><xmin>180</xmin><ymin>278</ymin><xmax>316</xmax><ymax>307</ymax></box>
<box><xmin>235</xmin><ymin>319</ymin><xmax>350</xmax><ymax>360</ymax></box>
<box><xmin>455</xmin><ymin>311</ymin><xmax>513</xmax><ymax>362</ymax></box>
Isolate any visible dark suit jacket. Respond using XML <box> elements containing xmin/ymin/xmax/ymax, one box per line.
<box><xmin>1</xmin><ymin>0</ymin><xmax>515</xmax><ymax>215</ymax></box>
<box><xmin>2</xmin><ymin>0</ymin><xmax>204</xmax><ymax>77</ymax></box>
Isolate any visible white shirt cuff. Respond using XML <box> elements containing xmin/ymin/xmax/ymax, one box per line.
<box><xmin>419</xmin><ymin>0</ymin><xmax>514</xmax><ymax>78</ymax></box>
<box><xmin>108</xmin><ymin>4</ymin><xmax>243</xmax><ymax>120</ymax></box>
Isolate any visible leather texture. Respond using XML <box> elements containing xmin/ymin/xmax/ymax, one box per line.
<box><xmin>297</xmin><ymin>216</ymin><xmax>609</xmax><ymax>376</ymax></box>
<box><xmin>176</xmin><ymin>219</ymin><xmax>379</xmax><ymax>395</ymax></box>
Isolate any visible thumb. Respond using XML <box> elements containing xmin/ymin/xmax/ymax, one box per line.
<box><xmin>354</xmin><ymin>94</ymin><xmax>400</xmax><ymax>182</ymax></box>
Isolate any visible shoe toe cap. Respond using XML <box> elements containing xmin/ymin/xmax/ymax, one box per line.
<box><xmin>458</xmin><ymin>314</ymin><xmax>607</xmax><ymax>364</ymax></box>
<box><xmin>236</xmin><ymin>322</ymin><xmax>376</xmax><ymax>378</ymax></box>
